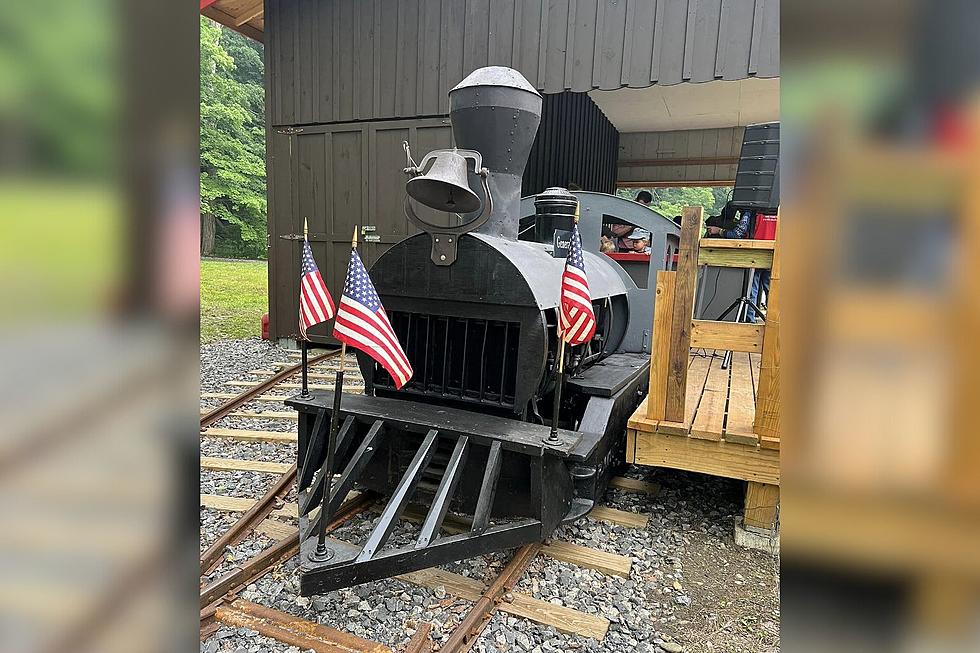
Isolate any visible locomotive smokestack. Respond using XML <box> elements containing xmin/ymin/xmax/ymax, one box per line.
<box><xmin>449</xmin><ymin>67</ymin><xmax>542</xmax><ymax>240</ymax></box>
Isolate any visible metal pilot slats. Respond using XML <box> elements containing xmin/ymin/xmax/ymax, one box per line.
<box><xmin>231</xmin><ymin>515</ymin><xmax>611</xmax><ymax>641</ymax></box>
<box><xmin>399</xmin><ymin>507</ymin><xmax>633</xmax><ymax>578</ymax></box>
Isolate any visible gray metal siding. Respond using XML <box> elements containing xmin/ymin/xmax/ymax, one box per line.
<box><xmin>266</xmin><ymin>0</ymin><xmax>779</xmax><ymax>126</ymax></box>
<box><xmin>616</xmin><ymin>127</ymin><xmax>745</xmax><ymax>184</ymax></box>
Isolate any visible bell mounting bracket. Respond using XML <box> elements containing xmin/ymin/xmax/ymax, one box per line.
<box><xmin>402</xmin><ymin>142</ymin><xmax>493</xmax><ymax>266</ymax></box>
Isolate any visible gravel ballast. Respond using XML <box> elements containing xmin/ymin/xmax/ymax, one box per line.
<box><xmin>200</xmin><ymin>338</ymin><xmax>779</xmax><ymax>653</ymax></box>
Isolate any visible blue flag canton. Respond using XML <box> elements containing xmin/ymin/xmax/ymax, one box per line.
<box><xmin>301</xmin><ymin>240</ymin><xmax>320</xmax><ymax>276</ymax></box>
<box><xmin>567</xmin><ymin>226</ymin><xmax>586</xmax><ymax>271</ymax></box>
<box><xmin>343</xmin><ymin>251</ymin><xmax>382</xmax><ymax>311</ymax></box>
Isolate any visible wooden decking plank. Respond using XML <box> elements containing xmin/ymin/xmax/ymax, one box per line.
<box><xmin>398</xmin><ymin>567</ymin><xmax>609</xmax><ymax>640</ymax></box>
<box><xmin>690</xmin><ymin>355</ymin><xmax>728</xmax><ymax>441</ymax></box>
<box><xmin>202</xmin><ymin>428</ymin><xmax>298</xmax><ymax>443</ymax></box>
<box><xmin>540</xmin><ymin>540</ymin><xmax>632</xmax><ymax>578</ymax></box>
<box><xmin>201</xmin><ymin>457</ymin><xmax>292</xmax><ymax>474</ymax></box>
<box><xmin>724</xmin><ymin>352</ymin><xmax>759</xmax><ymax>445</ymax></box>
<box><xmin>630</xmin><ymin>428</ymin><xmax>780</xmax><ymax>485</ymax></box>
<box><xmin>608</xmin><ymin>476</ymin><xmax>660</xmax><ymax>496</ymax></box>
<box><xmin>589</xmin><ymin>505</ymin><xmax>649</xmax><ymax>529</ymax></box>
<box><xmin>657</xmin><ymin>354</ymin><xmax>712</xmax><ymax>435</ymax></box>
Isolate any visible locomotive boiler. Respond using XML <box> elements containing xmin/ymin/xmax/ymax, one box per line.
<box><xmin>288</xmin><ymin>67</ymin><xmax>650</xmax><ymax>594</ymax></box>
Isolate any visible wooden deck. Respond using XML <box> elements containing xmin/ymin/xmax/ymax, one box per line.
<box><xmin>625</xmin><ymin>206</ymin><xmax>781</xmax><ymax>535</ymax></box>
<box><xmin>626</xmin><ymin>350</ymin><xmax>780</xmax><ymax>487</ymax></box>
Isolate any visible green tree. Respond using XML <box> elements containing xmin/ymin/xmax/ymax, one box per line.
<box><xmin>200</xmin><ymin>17</ymin><xmax>266</xmax><ymax>259</ymax></box>
<box><xmin>616</xmin><ymin>185</ymin><xmax>733</xmax><ymax>219</ymax></box>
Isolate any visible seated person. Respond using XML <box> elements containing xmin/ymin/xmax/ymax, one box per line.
<box><xmin>620</xmin><ymin>228</ymin><xmax>651</xmax><ymax>254</ymax></box>
<box><xmin>599</xmin><ymin>235</ymin><xmax>616</xmax><ymax>253</ymax></box>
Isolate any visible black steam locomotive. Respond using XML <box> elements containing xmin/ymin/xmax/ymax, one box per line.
<box><xmin>288</xmin><ymin>67</ymin><xmax>650</xmax><ymax>594</ymax></box>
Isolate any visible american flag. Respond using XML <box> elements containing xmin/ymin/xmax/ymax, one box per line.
<box><xmin>299</xmin><ymin>238</ymin><xmax>336</xmax><ymax>340</ymax></box>
<box><xmin>559</xmin><ymin>225</ymin><xmax>596</xmax><ymax>345</ymax></box>
<box><xmin>333</xmin><ymin>250</ymin><xmax>414</xmax><ymax>389</ymax></box>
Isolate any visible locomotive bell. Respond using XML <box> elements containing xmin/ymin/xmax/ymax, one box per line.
<box><xmin>405</xmin><ymin>150</ymin><xmax>482</xmax><ymax>214</ymax></box>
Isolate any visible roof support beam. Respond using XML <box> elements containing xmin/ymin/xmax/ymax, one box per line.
<box><xmin>235</xmin><ymin>0</ymin><xmax>265</xmax><ymax>27</ymax></box>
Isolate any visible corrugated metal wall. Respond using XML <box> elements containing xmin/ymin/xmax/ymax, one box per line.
<box><xmin>523</xmin><ymin>92</ymin><xmax>619</xmax><ymax>196</ymax></box>
<box><xmin>616</xmin><ymin>127</ymin><xmax>745</xmax><ymax>185</ymax></box>
<box><xmin>265</xmin><ymin>0</ymin><xmax>780</xmax><ymax>126</ymax></box>
<box><xmin>265</xmin><ymin>1</ymin><xmax>779</xmax><ymax>341</ymax></box>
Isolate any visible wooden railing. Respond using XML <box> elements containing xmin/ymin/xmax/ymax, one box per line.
<box><xmin>645</xmin><ymin>205</ymin><xmax>781</xmax><ymax>445</ymax></box>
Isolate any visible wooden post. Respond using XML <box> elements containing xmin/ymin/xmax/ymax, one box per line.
<box><xmin>754</xmin><ymin>215</ymin><xmax>781</xmax><ymax>440</ymax></box>
<box><xmin>664</xmin><ymin>206</ymin><xmax>702</xmax><ymax>422</ymax></box>
<box><xmin>645</xmin><ymin>270</ymin><xmax>676</xmax><ymax>421</ymax></box>
<box><xmin>744</xmin><ymin>481</ymin><xmax>779</xmax><ymax>531</ymax></box>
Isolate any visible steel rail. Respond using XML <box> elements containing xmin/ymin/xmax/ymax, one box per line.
<box><xmin>200</xmin><ymin>463</ymin><xmax>298</xmax><ymax>575</ymax></box>
<box><xmin>437</xmin><ymin>542</ymin><xmax>543</xmax><ymax>653</ymax></box>
<box><xmin>200</xmin><ymin>349</ymin><xmax>338</xmax><ymax>428</ymax></box>
<box><xmin>200</xmin><ymin>492</ymin><xmax>375</xmax><ymax>611</ymax></box>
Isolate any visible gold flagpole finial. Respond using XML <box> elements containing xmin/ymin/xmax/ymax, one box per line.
<box><xmin>352</xmin><ymin>227</ymin><xmax>358</xmax><ymax>250</ymax></box>
<box><xmin>573</xmin><ymin>200</ymin><xmax>580</xmax><ymax>224</ymax></box>
<box><xmin>304</xmin><ymin>217</ymin><xmax>309</xmax><ymax>238</ymax></box>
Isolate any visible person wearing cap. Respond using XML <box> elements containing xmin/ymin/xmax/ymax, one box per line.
<box><xmin>621</xmin><ymin>228</ymin><xmax>652</xmax><ymax>253</ymax></box>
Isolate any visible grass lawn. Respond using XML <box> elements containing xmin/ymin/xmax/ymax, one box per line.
<box><xmin>200</xmin><ymin>259</ymin><xmax>268</xmax><ymax>343</ymax></box>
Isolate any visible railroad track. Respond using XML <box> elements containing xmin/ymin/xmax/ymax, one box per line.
<box><xmin>200</xmin><ymin>349</ymin><xmax>660</xmax><ymax>652</ymax></box>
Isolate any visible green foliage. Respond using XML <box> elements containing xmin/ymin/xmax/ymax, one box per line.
<box><xmin>200</xmin><ymin>18</ymin><xmax>267</xmax><ymax>259</ymax></box>
<box><xmin>0</xmin><ymin>0</ymin><xmax>115</xmax><ymax>177</ymax></box>
<box><xmin>616</xmin><ymin>186</ymin><xmax>733</xmax><ymax>219</ymax></box>
<box><xmin>200</xmin><ymin>258</ymin><xmax>268</xmax><ymax>342</ymax></box>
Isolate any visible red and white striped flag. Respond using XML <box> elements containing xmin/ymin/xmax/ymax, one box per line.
<box><xmin>333</xmin><ymin>250</ymin><xmax>414</xmax><ymax>389</ymax></box>
<box><xmin>299</xmin><ymin>238</ymin><xmax>336</xmax><ymax>340</ymax></box>
<box><xmin>558</xmin><ymin>225</ymin><xmax>596</xmax><ymax>345</ymax></box>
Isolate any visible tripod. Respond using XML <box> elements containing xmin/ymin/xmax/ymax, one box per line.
<box><xmin>714</xmin><ymin>266</ymin><xmax>765</xmax><ymax>369</ymax></box>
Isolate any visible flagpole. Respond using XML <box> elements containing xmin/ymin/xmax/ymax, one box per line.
<box><xmin>547</xmin><ymin>337</ymin><xmax>566</xmax><ymax>444</ymax></box>
<box><xmin>300</xmin><ymin>218</ymin><xmax>312</xmax><ymax>399</ymax></box>
<box><xmin>547</xmin><ymin>200</ymin><xmax>580</xmax><ymax>445</ymax></box>
<box><xmin>309</xmin><ymin>227</ymin><xmax>357</xmax><ymax>562</ymax></box>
